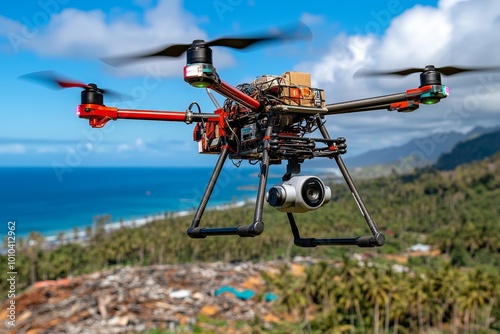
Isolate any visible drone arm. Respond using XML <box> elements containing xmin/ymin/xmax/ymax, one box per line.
<box><xmin>210</xmin><ymin>80</ymin><xmax>261</xmax><ymax>111</ymax></box>
<box><xmin>116</xmin><ymin>109</ymin><xmax>219</xmax><ymax>123</ymax></box>
<box><xmin>326</xmin><ymin>85</ymin><xmax>448</xmax><ymax>114</ymax></box>
<box><xmin>77</xmin><ymin>104</ymin><xmax>220</xmax><ymax>128</ymax></box>
<box><xmin>326</xmin><ymin>92</ymin><xmax>408</xmax><ymax>114</ymax></box>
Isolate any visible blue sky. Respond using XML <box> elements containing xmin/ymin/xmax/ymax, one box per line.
<box><xmin>1</xmin><ymin>0</ymin><xmax>499</xmax><ymax>167</ymax></box>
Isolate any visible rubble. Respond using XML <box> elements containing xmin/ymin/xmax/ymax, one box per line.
<box><xmin>1</xmin><ymin>262</ymin><xmax>284</xmax><ymax>334</ymax></box>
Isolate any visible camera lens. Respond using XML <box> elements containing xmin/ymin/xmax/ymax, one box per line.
<box><xmin>267</xmin><ymin>187</ymin><xmax>285</xmax><ymax>207</ymax></box>
<box><xmin>301</xmin><ymin>178</ymin><xmax>324</xmax><ymax>208</ymax></box>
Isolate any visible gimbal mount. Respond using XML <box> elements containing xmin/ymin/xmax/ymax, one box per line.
<box><xmin>185</xmin><ymin>109</ymin><xmax>385</xmax><ymax>247</ymax></box>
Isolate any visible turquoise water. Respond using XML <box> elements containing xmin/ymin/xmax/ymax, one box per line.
<box><xmin>1</xmin><ymin>166</ymin><xmax>284</xmax><ymax>238</ymax></box>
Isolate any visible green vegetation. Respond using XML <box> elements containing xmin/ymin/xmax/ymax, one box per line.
<box><xmin>261</xmin><ymin>258</ymin><xmax>499</xmax><ymax>333</ymax></box>
<box><xmin>2</xmin><ymin>153</ymin><xmax>500</xmax><ymax>332</ymax></box>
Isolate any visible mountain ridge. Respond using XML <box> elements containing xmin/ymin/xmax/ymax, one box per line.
<box><xmin>434</xmin><ymin>128</ymin><xmax>500</xmax><ymax>170</ymax></box>
<box><xmin>346</xmin><ymin>125</ymin><xmax>499</xmax><ymax>168</ymax></box>
<box><xmin>309</xmin><ymin>125</ymin><xmax>500</xmax><ymax>176</ymax></box>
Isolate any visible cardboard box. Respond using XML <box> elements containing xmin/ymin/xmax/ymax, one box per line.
<box><xmin>280</xmin><ymin>86</ymin><xmax>302</xmax><ymax>106</ymax></box>
<box><xmin>282</xmin><ymin>71</ymin><xmax>311</xmax><ymax>87</ymax></box>
<box><xmin>280</xmin><ymin>86</ymin><xmax>325</xmax><ymax>108</ymax></box>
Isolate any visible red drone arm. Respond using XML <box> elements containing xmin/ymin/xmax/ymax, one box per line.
<box><xmin>211</xmin><ymin>80</ymin><xmax>261</xmax><ymax>110</ymax></box>
<box><xmin>77</xmin><ymin>104</ymin><xmax>221</xmax><ymax>128</ymax></box>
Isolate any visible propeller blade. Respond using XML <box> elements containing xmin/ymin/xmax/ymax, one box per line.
<box><xmin>20</xmin><ymin>70</ymin><xmax>90</xmax><ymax>89</ymax></box>
<box><xmin>354</xmin><ymin>67</ymin><xmax>425</xmax><ymax>77</ymax></box>
<box><xmin>436</xmin><ymin>65</ymin><xmax>500</xmax><ymax>76</ymax></box>
<box><xmin>102</xmin><ymin>22</ymin><xmax>312</xmax><ymax>67</ymax></box>
<box><xmin>19</xmin><ymin>70</ymin><xmax>132</xmax><ymax>100</ymax></box>
<box><xmin>354</xmin><ymin>65</ymin><xmax>500</xmax><ymax>78</ymax></box>
<box><xmin>101</xmin><ymin>44</ymin><xmax>192</xmax><ymax>67</ymax></box>
<box><xmin>207</xmin><ymin>22</ymin><xmax>312</xmax><ymax>49</ymax></box>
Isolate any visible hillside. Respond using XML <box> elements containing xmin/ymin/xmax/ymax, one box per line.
<box><xmin>311</xmin><ymin>125</ymin><xmax>500</xmax><ymax>177</ymax></box>
<box><xmin>2</xmin><ymin>153</ymin><xmax>499</xmax><ymax>333</ymax></box>
<box><xmin>348</xmin><ymin>125</ymin><xmax>499</xmax><ymax>167</ymax></box>
<box><xmin>435</xmin><ymin>128</ymin><xmax>500</xmax><ymax>170</ymax></box>
<box><xmin>1</xmin><ymin>262</ymin><xmax>280</xmax><ymax>334</ymax></box>
<box><xmin>345</xmin><ymin>130</ymin><xmax>464</xmax><ymax>167</ymax></box>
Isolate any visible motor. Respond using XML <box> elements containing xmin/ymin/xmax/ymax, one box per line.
<box><xmin>267</xmin><ymin>176</ymin><xmax>331</xmax><ymax>213</ymax></box>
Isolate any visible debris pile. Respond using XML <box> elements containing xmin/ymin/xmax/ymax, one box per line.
<box><xmin>1</xmin><ymin>262</ymin><xmax>283</xmax><ymax>333</ymax></box>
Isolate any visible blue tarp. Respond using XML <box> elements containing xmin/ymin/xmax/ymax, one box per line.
<box><xmin>215</xmin><ymin>286</ymin><xmax>278</xmax><ymax>302</ymax></box>
<box><xmin>215</xmin><ymin>286</ymin><xmax>255</xmax><ymax>300</ymax></box>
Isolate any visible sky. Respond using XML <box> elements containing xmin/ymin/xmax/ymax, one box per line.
<box><xmin>1</xmin><ymin>0</ymin><xmax>500</xmax><ymax>167</ymax></box>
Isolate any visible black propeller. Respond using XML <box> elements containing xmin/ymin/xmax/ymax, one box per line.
<box><xmin>20</xmin><ymin>70</ymin><xmax>110</xmax><ymax>92</ymax></box>
<box><xmin>102</xmin><ymin>22</ymin><xmax>312</xmax><ymax>67</ymax></box>
<box><xmin>19</xmin><ymin>70</ymin><xmax>130</xmax><ymax>99</ymax></box>
<box><xmin>354</xmin><ymin>65</ymin><xmax>500</xmax><ymax>78</ymax></box>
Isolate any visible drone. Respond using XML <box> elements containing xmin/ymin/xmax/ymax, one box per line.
<box><xmin>23</xmin><ymin>24</ymin><xmax>499</xmax><ymax>248</ymax></box>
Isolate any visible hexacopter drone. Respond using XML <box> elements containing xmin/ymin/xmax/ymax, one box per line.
<box><xmin>24</xmin><ymin>24</ymin><xmax>498</xmax><ymax>247</ymax></box>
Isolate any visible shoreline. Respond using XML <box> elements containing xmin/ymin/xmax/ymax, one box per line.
<box><xmin>39</xmin><ymin>199</ymin><xmax>251</xmax><ymax>248</ymax></box>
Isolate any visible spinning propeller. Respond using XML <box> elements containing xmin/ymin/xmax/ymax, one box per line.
<box><xmin>102</xmin><ymin>22</ymin><xmax>312</xmax><ymax>67</ymax></box>
<box><xmin>354</xmin><ymin>64</ymin><xmax>500</xmax><ymax>88</ymax></box>
<box><xmin>20</xmin><ymin>71</ymin><xmax>110</xmax><ymax>93</ymax></box>
<box><xmin>354</xmin><ymin>65</ymin><xmax>500</xmax><ymax>78</ymax></box>
<box><xmin>19</xmin><ymin>71</ymin><xmax>129</xmax><ymax>103</ymax></box>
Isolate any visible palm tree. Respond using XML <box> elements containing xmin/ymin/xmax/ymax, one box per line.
<box><xmin>363</xmin><ymin>268</ymin><xmax>390</xmax><ymax>334</ymax></box>
<box><xmin>337</xmin><ymin>255</ymin><xmax>365</xmax><ymax>330</ymax></box>
<box><xmin>84</xmin><ymin>225</ymin><xmax>92</xmax><ymax>239</ymax></box>
<box><xmin>406</xmin><ymin>272</ymin><xmax>427</xmax><ymax>333</ymax></box>
<box><xmin>381</xmin><ymin>267</ymin><xmax>399</xmax><ymax>334</ymax></box>
<box><xmin>459</xmin><ymin>268</ymin><xmax>492</xmax><ymax>331</ymax></box>
<box><xmin>57</xmin><ymin>231</ymin><xmax>65</xmax><ymax>245</ymax></box>
<box><xmin>25</xmin><ymin>231</ymin><xmax>44</xmax><ymax>284</ymax></box>
<box><xmin>481</xmin><ymin>271</ymin><xmax>499</xmax><ymax>330</ymax></box>
<box><xmin>263</xmin><ymin>265</ymin><xmax>309</xmax><ymax>318</ymax></box>
<box><xmin>72</xmin><ymin>226</ymin><xmax>80</xmax><ymax>242</ymax></box>
<box><xmin>389</xmin><ymin>274</ymin><xmax>410</xmax><ymax>334</ymax></box>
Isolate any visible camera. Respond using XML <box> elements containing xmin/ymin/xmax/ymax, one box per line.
<box><xmin>267</xmin><ymin>176</ymin><xmax>331</xmax><ymax>213</ymax></box>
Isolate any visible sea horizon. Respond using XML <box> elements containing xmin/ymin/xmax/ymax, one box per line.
<box><xmin>1</xmin><ymin>165</ymin><xmax>280</xmax><ymax>240</ymax></box>
<box><xmin>0</xmin><ymin>166</ymin><xmax>266</xmax><ymax>238</ymax></box>
<box><xmin>1</xmin><ymin>163</ymin><xmax>340</xmax><ymax>242</ymax></box>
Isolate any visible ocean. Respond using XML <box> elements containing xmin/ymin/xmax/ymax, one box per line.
<box><xmin>1</xmin><ymin>165</ymin><xmax>287</xmax><ymax>239</ymax></box>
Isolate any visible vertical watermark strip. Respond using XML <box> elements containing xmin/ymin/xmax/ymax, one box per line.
<box><xmin>6</xmin><ymin>220</ymin><xmax>17</xmax><ymax>328</ymax></box>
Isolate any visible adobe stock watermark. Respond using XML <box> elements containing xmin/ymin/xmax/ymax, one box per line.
<box><xmin>5</xmin><ymin>221</ymin><xmax>17</xmax><ymax>328</ymax></box>
<box><xmin>353</xmin><ymin>0</ymin><xmax>404</xmax><ymax>36</ymax></box>
<box><xmin>51</xmin><ymin>63</ymin><xmax>167</xmax><ymax>182</ymax></box>
<box><xmin>120</xmin><ymin>63</ymin><xmax>166</xmax><ymax>109</ymax></box>
<box><xmin>7</xmin><ymin>0</ymin><xmax>71</xmax><ymax>53</ymax></box>
<box><xmin>212</xmin><ymin>0</ymin><xmax>243</xmax><ymax>21</ymax></box>
<box><xmin>189</xmin><ymin>163</ymin><xmax>245</xmax><ymax>210</ymax></box>
<box><xmin>51</xmin><ymin>124</ymin><xmax>115</xmax><ymax>183</ymax></box>
<box><xmin>398</xmin><ymin>73</ymin><xmax>499</xmax><ymax>170</ymax></box>
<box><xmin>318</xmin><ymin>0</ymin><xmax>406</xmax><ymax>73</ymax></box>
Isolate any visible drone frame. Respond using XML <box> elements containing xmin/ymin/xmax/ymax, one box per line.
<box><xmin>76</xmin><ymin>62</ymin><xmax>450</xmax><ymax>248</ymax></box>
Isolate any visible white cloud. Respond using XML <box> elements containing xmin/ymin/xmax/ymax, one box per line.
<box><xmin>297</xmin><ymin>0</ymin><xmax>500</xmax><ymax>155</ymax></box>
<box><xmin>36</xmin><ymin>146</ymin><xmax>59</xmax><ymax>154</ymax></box>
<box><xmin>297</xmin><ymin>34</ymin><xmax>375</xmax><ymax>90</ymax></box>
<box><xmin>374</xmin><ymin>5</ymin><xmax>453</xmax><ymax>68</ymax></box>
<box><xmin>133</xmin><ymin>0</ymin><xmax>155</xmax><ymax>7</ymax></box>
<box><xmin>0</xmin><ymin>144</ymin><xmax>26</xmax><ymax>154</ymax></box>
<box><xmin>0</xmin><ymin>137</ymin><xmax>198</xmax><ymax>166</ymax></box>
<box><xmin>1</xmin><ymin>0</ymin><xmax>235</xmax><ymax>76</ymax></box>
<box><xmin>439</xmin><ymin>0</ymin><xmax>469</xmax><ymax>10</ymax></box>
<box><xmin>300</xmin><ymin>13</ymin><xmax>325</xmax><ymax>26</ymax></box>
<box><xmin>21</xmin><ymin>0</ymin><xmax>204</xmax><ymax>57</ymax></box>
<box><xmin>0</xmin><ymin>16</ymin><xmax>23</xmax><ymax>36</ymax></box>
